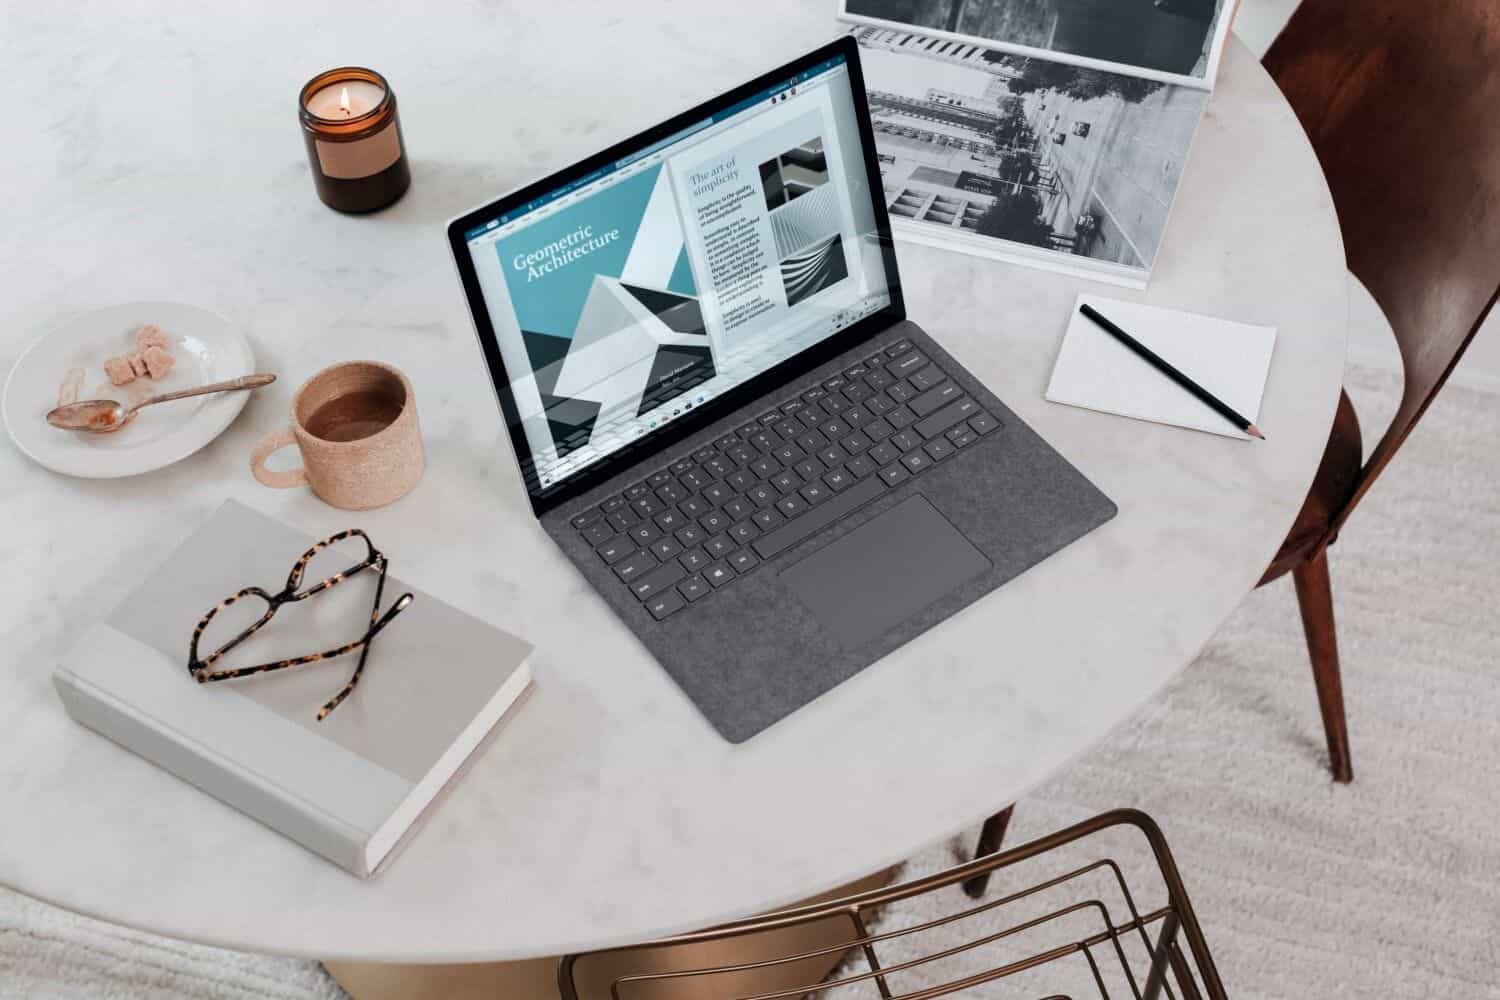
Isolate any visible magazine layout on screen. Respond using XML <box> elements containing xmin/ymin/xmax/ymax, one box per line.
<box><xmin>466</xmin><ymin>60</ymin><xmax>892</xmax><ymax>493</ymax></box>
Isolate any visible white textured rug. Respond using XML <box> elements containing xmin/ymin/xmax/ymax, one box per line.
<box><xmin>4</xmin><ymin>361</ymin><xmax>1498</xmax><ymax>999</ymax></box>
<box><xmin>844</xmin><ymin>360</ymin><xmax>1500</xmax><ymax>1000</ymax></box>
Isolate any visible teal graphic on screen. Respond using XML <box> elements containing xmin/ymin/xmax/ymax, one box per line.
<box><xmin>496</xmin><ymin>164</ymin><xmax>712</xmax><ymax>457</ymax></box>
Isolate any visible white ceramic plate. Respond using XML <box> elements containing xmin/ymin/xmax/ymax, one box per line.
<box><xmin>2</xmin><ymin>302</ymin><xmax>256</xmax><ymax>479</ymax></box>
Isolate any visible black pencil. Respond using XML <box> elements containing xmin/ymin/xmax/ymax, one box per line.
<box><xmin>1078</xmin><ymin>303</ymin><xmax>1265</xmax><ymax>441</ymax></box>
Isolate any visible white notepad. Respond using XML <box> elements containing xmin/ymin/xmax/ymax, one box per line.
<box><xmin>1046</xmin><ymin>294</ymin><xmax>1277</xmax><ymax>439</ymax></box>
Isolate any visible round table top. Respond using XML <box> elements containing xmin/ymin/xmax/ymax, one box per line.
<box><xmin>0</xmin><ymin>5</ymin><xmax>1346</xmax><ymax>963</ymax></box>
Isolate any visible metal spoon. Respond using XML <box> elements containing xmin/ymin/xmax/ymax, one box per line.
<box><xmin>47</xmin><ymin>374</ymin><xmax>277</xmax><ymax>433</ymax></box>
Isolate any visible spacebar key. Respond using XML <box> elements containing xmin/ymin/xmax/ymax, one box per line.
<box><xmin>753</xmin><ymin>474</ymin><xmax>887</xmax><ymax>559</ymax></box>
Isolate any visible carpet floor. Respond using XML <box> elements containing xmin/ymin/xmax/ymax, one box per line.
<box><xmin>4</xmin><ymin>360</ymin><xmax>1497</xmax><ymax>999</ymax></box>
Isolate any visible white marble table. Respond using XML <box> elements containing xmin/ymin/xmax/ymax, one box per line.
<box><xmin>0</xmin><ymin>2</ymin><xmax>1345</xmax><ymax>965</ymax></box>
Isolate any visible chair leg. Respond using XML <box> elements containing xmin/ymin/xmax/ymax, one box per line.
<box><xmin>962</xmin><ymin>805</ymin><xmax>1014</xmax><ymax>898</ymax></box>
<box><xmin>1292</xmin><ymin>548</ymin><xmax>1353</xmax><ymax>783</ymax></box>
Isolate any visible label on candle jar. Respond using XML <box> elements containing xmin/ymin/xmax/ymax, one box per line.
<box><xmin>315</xmin><ymin>122</ymin><xmax>402</xmax><ymax>180</ymax></box>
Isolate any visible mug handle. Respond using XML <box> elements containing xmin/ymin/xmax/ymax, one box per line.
<box><xmin>250</xmin><ymin>426</ymin><xmax>308</xmax><ymax>489</ymax></box>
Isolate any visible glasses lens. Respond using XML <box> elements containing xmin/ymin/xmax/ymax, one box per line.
<box><xmin>197</xmin><ymin>591</ymin><xmax>275</xmax><ymax>663</ymax></box>
<box><xmin>294</xmin><ymin>535</ymin><xmax>373</xmax><ymax>596</ymax></box>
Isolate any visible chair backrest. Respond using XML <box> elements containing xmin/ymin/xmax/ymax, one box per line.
<box><xmin>1264</xmin><ymin>1</ymin><xmax>1500</xmax><ymax>534</ymax></box>
<box><xmin>558</xmin><ymin>810</ymin><xmax>1225</xmax><ymax>1000</ymax></box>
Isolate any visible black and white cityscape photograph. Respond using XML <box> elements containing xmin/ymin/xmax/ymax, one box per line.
<box><xmin>843</xmin><ymin>0</ymin><xmax>1232</xmax><ymax>80</ymax></box>
<box><xmin>853</xmin><ymin>26</ymin><xmax>1209</xmax><ymax>277</ymax></box>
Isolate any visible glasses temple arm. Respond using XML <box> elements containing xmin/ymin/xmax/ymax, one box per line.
<box><xmin>313</xmin><ymin>593</ymin><xmax>414</xmax><ymax>722</ymax></box>
<box><xmin>368</xmin><ymin>593</ymin><xmax>415</xmax><ymax>637</ymax></box>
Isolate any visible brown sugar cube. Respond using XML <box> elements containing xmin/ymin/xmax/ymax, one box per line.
<box><xmin>140</xmin><ymin>345</ymin><xmax>175</xmax><ymax>380</ymax></box>
<box><xmin>104</xmin><ymin>354</ymin><xmax>138</xmax><ymax>386</ymax></box>
<box><xmin>57</xmin><ymin>367</ymin><xmax>85</xmax><ymax>407</ymax></box>
<box><xmin>135</xmin><ymin>324</ymin><xmax>171</xmax><ymax>352</ymax></box>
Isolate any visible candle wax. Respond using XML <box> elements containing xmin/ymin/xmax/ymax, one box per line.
<box><xmin>304</xmin><ymin>79</ymin><xmax>386</xmax><ymax>120</ymax></box>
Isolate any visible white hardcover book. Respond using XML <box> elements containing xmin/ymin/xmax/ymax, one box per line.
<box><xmin>53</xmin><ymin>501</ymin><xmax>533</xmax><ymax>878</ymax></box>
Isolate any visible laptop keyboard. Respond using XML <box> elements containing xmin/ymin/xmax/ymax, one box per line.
<box><xmin>568</xmin><ymin>339</ymin><xmax>1003</xmax><ymax>621</ymax></box>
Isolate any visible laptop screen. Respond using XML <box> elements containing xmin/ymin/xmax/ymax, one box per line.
<box><xmin>458</xmin><ymin>49</ymin><xmax>896</xmax><ymax>501</ymax></box>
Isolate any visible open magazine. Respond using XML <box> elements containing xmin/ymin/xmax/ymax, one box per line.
<box><xmin>840</xmin><ymin>0</ymin><xmax>1239</xmax><ymax>88</ymax></box>
<box><xmin>838</xmin><ymin>1</ymin><xmax>1239</xmax><ymax>286</ymax></box>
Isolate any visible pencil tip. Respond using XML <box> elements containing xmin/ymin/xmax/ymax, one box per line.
<box><xmin>1248</xmin><ymin>424</ymin><xmax>1266</xmax><ymax>440</ymax></box>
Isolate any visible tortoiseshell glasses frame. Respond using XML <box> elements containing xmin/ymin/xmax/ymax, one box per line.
<box><xmin>187</xmin><ymin>529</ymin><xmax>414</xmax><ymax>720</ymax></box>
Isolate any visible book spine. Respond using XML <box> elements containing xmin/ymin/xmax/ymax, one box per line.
<box><xmin>53</xmin><ymin>669</ymin><xmax>372</xmax><ymax>878</ymax></box>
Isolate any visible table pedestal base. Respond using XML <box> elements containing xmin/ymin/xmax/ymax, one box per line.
<box><xmin>323</xmin><ymin>866</ymin><xmax>896</xmax><ymax>999</ymax></box>
<box><xmin>323</xmin><ymin>957</ymin><xmax>559</xmax><ymax>998</ymax></box>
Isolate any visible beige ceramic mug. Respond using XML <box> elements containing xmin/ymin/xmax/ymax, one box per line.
<box><xmin>250</xmin><ymin>361</ymin><xmax>423</xmax><ymax>510</ymax></box>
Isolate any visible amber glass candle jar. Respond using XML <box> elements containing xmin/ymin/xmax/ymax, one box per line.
<box><xmin>298</xmin><ymin>67</ymin><xmax>411</xmax><ymax>213</ymax></box>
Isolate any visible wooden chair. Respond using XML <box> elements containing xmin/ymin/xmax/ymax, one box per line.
<box><xmin>560</xmin><ymin>809</ymin><xmax>1227</xmax><ymax>1000</ymax></box>
<box><xmin>1254</xmin><ymin>0</ymin><xmax>1500</xmax><ymax>782</ymax></box>
<box><xmin>965</xmin><ymin>1</ymin><xmax>1500</xmax><ymax>896</ymax></box>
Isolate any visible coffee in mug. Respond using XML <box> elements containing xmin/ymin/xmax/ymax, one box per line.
<box><xmin>250</xmin><ymin>361</ymin><xmax>423</xmax><ymax>510</ymax></box>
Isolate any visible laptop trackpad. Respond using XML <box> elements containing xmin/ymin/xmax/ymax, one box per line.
<box><xmin>780</xmin><ymin>494</ymin><xmax>992</xmax><ymax>649</ymax></box>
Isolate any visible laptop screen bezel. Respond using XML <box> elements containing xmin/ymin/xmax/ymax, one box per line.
<box><xmin>447</xmin><ymin>35</ymin><xmax>904</xmax><ymax>519</ymax></box>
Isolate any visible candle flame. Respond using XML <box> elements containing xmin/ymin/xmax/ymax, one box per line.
<box><xmin>338</xmin><ymin>85</ymin><xmax>352</xmax><ymax>115</ymax></box>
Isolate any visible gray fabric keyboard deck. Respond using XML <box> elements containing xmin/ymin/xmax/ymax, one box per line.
<box><xmin>544</xmin><ymin>320</ymin><xmax>1118</xmax><ymax>743</ymax></box>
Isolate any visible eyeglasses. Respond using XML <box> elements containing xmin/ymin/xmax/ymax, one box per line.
<box><xmin>187</xmin><ymin>529</ymin><xmax>414</xmax><ymax>720</ymax></box>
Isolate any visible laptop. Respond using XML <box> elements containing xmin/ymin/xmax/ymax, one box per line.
<box><xmin>447</xmin><ymin>36</ymin><xmax>1116</xmax><ymax>743</ymax></box>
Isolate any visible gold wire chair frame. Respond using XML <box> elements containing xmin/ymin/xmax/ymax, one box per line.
<box><xmin>559</xmin><ymin>810</ymin><xmax>1226</xmax><ymax>1000</ymax></box>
